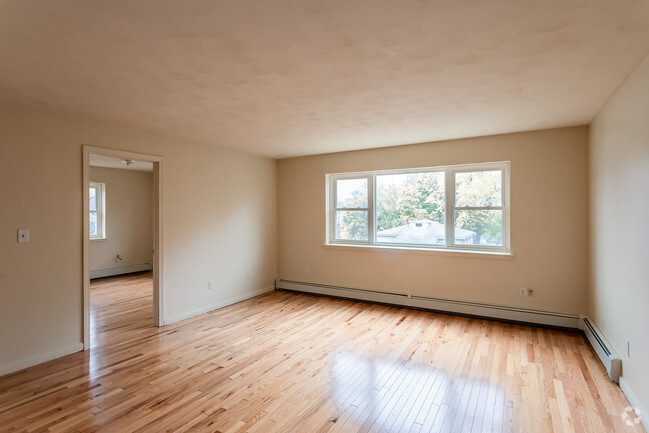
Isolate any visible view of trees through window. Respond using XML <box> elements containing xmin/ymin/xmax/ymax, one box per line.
<box><xmin>334</xmin><ymin>178</ymin><xmax>368</xmax><ymax>241</ymax></box>
<box><xmin>334</xmin><ymin>168</ymin><xmax>504</xmax><ymax>247</ymax></box>
<box><xmin>454</xmin><ymin>170</ymin><xmax>503</xmax><ymax>245</ymax></box>
<box><xmin>376</xmin><ymin>172</ymin><xmax>445</xmax><ymax>231</ymax></box>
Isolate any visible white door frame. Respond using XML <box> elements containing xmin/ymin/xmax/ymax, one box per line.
<box><xmin>82</xmin><ymin>145</ymin><xmax>164</xmax><ymax>349</ymax></box>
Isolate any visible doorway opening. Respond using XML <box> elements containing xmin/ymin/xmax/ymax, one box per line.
<box><xmin>82</xmin><ymin>146</ymin><xmax>163</xmax><ymax>349</ymax></box>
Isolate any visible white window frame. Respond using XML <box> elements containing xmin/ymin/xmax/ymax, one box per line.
<box><xmin>326</xmin><ymin>162</ymin><xmax>510</xmax><ymax>253</ymax></box>
<box><xmin>89</xmin><ymin>182</ymin><xmax>106</xmax><ymax>240</ymax></box>
<box><xmin>328</xmin><ymin>174</ymin><xmax>373</xmax><ymax>244</ymax></box>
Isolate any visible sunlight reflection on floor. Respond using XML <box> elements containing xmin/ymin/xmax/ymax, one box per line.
<box><xmin>330</xmin><ymin>351</ymin><xmax>505</xmax><ymax>431</ymax></box>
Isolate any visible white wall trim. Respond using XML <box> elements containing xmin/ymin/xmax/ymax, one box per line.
<box><xmin>90</xmin><ymin>263</ymin><xmax>153</xmax><ymax>279</ymax></box>
<box><xmin>164</xmin><ymin>285</ymin><xmax>275</xmax><ymax>325</ymax></box>
<box><xmin>619</xmin><ymin>376</ymin><xmax>648</xmax><ymax>431</ymax></box>
<box><xmin>0</xmin><ymin>343</ymin><xmax>84</xmax><ymax>377</ymax></box>
<box><xmin>276</xmin><ymin>279</ymin><xmax>581</xmax><ymax>329</ymax></box>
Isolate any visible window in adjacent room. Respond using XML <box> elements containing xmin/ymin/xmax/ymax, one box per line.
<box><xmin>89</xmin><ymin>182</ymin><xmax>106</xmax><ymax>239</ymax></box>
<box><xmin>327</xmin><ymin>162</ymin><xmax>509</xmax><ymax>253</ymax></box>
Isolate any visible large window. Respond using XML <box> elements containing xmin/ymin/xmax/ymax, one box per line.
<box><xmin>327</xmin><ymin>162</ymin><xmax>509</xmax><ymax>252</ymax></box>
<box><xmin>89</xmin><ymin>182</ymin><xmax>106</xmax><ymax>239</ymax></box>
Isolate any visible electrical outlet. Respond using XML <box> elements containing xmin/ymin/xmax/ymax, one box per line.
<box><xmin>519</xmin><ymin>287</ymin><xmax>530</xmax><ymax>297</ymax></box>
<box><xmin>208</xmin><ymin>281</ymin><xmax>214</xmax><ymax>290</ymax></box>
<box><xmin>17</xmin><ymin>229</ymin><xmax>29</xmax><ymax>243</ymax></box>
<box><xmin>304</xmin><ymin>267</ymin><xmax>310</xmax><ymax>275</ymax></box>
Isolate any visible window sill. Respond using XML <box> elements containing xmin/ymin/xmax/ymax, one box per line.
<box><xmin>90</xmin><ymin>238</ymin><xmax>108</xmax><ymax>243</ymax></box>
<box><xmin>323</xmin><ymin>243</ymin><xmax>514</xmax><ymax>258</ymax></box>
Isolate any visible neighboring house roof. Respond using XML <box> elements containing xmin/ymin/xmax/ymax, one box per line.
<box><xmin>376</xmin><ymin>219</ymin><xmax>476</xmax><ymax>244</ymax></box>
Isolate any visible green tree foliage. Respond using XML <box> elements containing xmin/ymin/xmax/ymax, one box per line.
<box><xmin>454</xmin><ymin>171</ymin><xmax>503</xmax><ymax>245</ymax></box>
<box><xmin>455</xmin><ymin>209</ymin><xmax>502</xmax><ymax>244</ymax></box>
<box><xmin>338</xmin><ymin>189</ymin><xmax>368</xmax><ymax>240</ymax></box>
<box><xmin>376</xmin><ymin>173</ymin><xmax>445</xmax><ymax>231</ymax></box>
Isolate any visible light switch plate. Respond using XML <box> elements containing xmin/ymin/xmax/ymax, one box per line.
<box><xmin>18</xmin><ymin>229</ymin><xmax>29</xmax><ymax>243</ymax></box>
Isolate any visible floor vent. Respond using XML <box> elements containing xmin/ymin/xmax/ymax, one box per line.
<box><xmin>275</xmin><ymin>279</ymin><xmax>581</xmax><ymax>329</ymax></box>
<box><xmin>581</xmin><ymin>316</ymin><xmax>621</xmax><ymax>383</ymax></box>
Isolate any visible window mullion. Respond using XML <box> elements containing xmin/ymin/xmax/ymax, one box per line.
<box><xmin>445</xmin><ymin>169</ymin><xmax>455</xmax><ymax>247</ymax></box>
<box><xmin>454</xmin><ymin>206</ymin><xmax>503</xmax><ymax>211</ymax></box>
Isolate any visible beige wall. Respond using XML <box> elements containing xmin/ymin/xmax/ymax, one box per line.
<box><xmin>0</xmin><ymin>100</ymin><xmax>277</xmax><ymax>373</ymax></box>
<box><xmin>89</xmin><ymin>167</ymin><xmax>153</xmax><ymax>272</ymax></box>
<box><xmin>278</xmin><ymin>127</ymin><xmax>589</xmax><ymax>314</ymax></box>
<box><xmin>590</xmin><ymin>54</ymin><xmax>649</xmax><ymax>415</ymax></box>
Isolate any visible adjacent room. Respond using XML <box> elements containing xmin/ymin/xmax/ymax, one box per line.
<box><xmin>1</xmin><ymin>1</ymin><xmax>648</xmax><ymax>431</ymax></box>
<box><xmin>88</xmin><ymin>155</ymin><xmax>155</xmax><ymax>347</ymax></box>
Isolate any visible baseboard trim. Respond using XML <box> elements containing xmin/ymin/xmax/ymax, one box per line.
<box><xmin>164</xmin><ymin>285</ymin><xmax>275</xmax><ymax>325</ymax></box>
<box><xmin>90</xmin><ymin>263</ymin><xmax>152</xmax><ymax>279</ymax></box>
<box><xmin>619</xmin><ymin>376</ymin><xmax>648</xmax><ymax>430</ymax></box>
<box><xmin>0</xmin><ymin>342</ymin><xmax>84</xmax><ymax>377</ymax></box>
<box><xmin>275</xmin><ymin>279</ymin><xmax>581</xmax><ymax>329</ymax></box>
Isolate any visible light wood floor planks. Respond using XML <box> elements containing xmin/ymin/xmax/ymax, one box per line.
<box><xmin>0</xmin><ymin>272</ymin><xmax>643</xmax><ymax>432</ymax></box>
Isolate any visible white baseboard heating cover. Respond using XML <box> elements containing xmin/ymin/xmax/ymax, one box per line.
<box><xmin>275</xmin><ymin>280</ymin><xmax>623</xmax><ymax>383</ymax></box>
<box><xmin>275</xmin><ymin>279</ymin><xmax>581</xmax><ymax>329</ymax></box>
<box><xmin>90</xmin><ymin>263</ymin><xmax>152</xmax><ymax>279</ymax></box>
<box><xmin>581</xmin><ymin>316</ymin><xmax>622</xmax><ymax>383</ymax></box>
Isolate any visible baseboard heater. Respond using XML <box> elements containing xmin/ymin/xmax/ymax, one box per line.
<box><xmin>275</xmin><ymin>279</ymin><xmax>581</xmax><ymax>329</ymax></box>
<box><xmin>90</xmin><ymin>263</ymin><xmax>152</xmax><ymax>279</ymax></box>
<box><xmin>581</xmin><ymin>316</ymin><xmax>621</xmax><ymax>383</ymax></box>
<box><xmin>275</xmin><ymin>280</ymin><xmax>622</xmax><ymax>383</ymax></box>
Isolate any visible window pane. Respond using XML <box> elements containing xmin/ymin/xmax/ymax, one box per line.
<box><xmin>89</xmin><ymin>187</ymin><xmax>97</xmax><ymax>211</ymax></box>
<box><xmin>454</xmin><ymin>209</ymin><xmax>503</xmax><ymax>246</ymax></box>
<box><xmin>89</xmin><ymin>212</ymin><xmax>98</xmax><ymax>236</ymax></box>
<box><xmin>336</xmin><ymin>178</ymin><xmax>367</xmax><ymax>208</ymax></box>
<box><xmin>455</xmin><ymin>170</ymin><xmax>502</xmax><ymax>207</ymax></box>
<box><xmin>335</xmin><ymin>210</ymin><xmax>368</xmax><ymax>240</ymax></box>
<box><xmin>376</xmin><ymin>172</ymin><xmax>446</xmax><ymax>245</ymax></box>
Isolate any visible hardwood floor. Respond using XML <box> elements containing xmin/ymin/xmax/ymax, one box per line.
<box><xmin>0</xmin><ymin>273</ymin><xmax>643</xmax><ymax>432</ymax></box>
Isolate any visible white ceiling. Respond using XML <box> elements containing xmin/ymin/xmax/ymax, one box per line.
<box><xmin>89</xmin><ymin>154</ymin><xmax>153</xmax><ymax>172</ymax></box>
<box><xmin>1</xmin><ymin>1</ymin><xmax>649</xmax><ymax>158</ymax></box>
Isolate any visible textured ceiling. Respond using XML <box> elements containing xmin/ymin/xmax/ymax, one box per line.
<box><xmin>1</xmin><ymin>1</ymin><xmax>649</xmax><ymax>158</ymax></box>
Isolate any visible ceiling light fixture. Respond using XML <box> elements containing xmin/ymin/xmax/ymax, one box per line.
<box><xmin>121</xmin><ymin>159</ymin><xmax>135</xmax><ymax>166</ymax></box>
